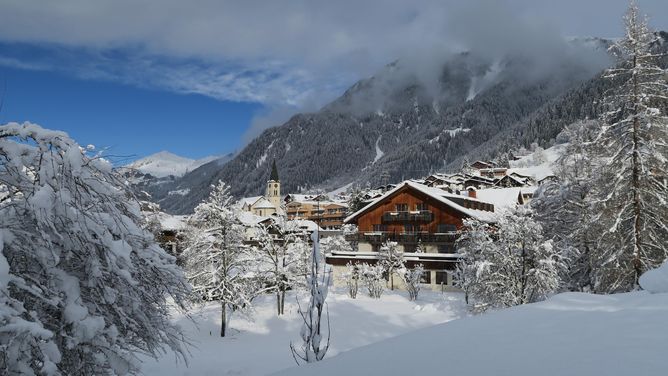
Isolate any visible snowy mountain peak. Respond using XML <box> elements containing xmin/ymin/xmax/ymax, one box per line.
<box><xmin>126</xmin><ymin>151</ymin><xmax>217</xmax><ymax>178</ymax></box>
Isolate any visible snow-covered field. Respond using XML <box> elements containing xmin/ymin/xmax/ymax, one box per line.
<box><xmin>140</xmin><ymin>289</ymin><xmax>466</xmax><ymax>375</ymax></box>
<box><xmin>274</xmin><ymin>288</ymin><xmax>668</xmax><ymax>376</ymax></box>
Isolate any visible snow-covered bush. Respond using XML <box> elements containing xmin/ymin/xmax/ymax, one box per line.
<box><xmin>0</xmin><ymin>123</ymin><xmax>189</xmax><ymax>375</ymax></box>
<box><xmin>342</xmin><ymin>262</ymin><xmax>360</xmax><ymax>299</ymax></box>
<box><xmin>400</xmin><ymin>264</ymin><xmax>424</xmax><ymax>301</ymax></box>
<box><xmin>456</xmin><ymin>206</ymin><xmax>565</xmax><ymax>312</ymax></box>
<box><xmin>291</xmin><ymin>231</ymin><xmax>331</xmax><ymax>364</ymax></box>
<box><xmin>360</xmin><ymin>263</ymin><xmax>385</xmax><ymax>299</ymax></box>
<box><xmin>182</xmin><ymin>181</ymin><xmax>257</xmax><ymax>337</ymax></box>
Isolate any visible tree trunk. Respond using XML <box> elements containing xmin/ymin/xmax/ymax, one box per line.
<box><xmin>631</xmin><ymin>54</ymin><xmax>643</xmax><ymax>287</ymax></box>
<box><xmin>221</xmin><ymin>302</ymin><xmax>227</xmax><ymax>337</ymax></box>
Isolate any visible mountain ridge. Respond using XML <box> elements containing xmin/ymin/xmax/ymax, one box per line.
<box><xmin>142</xmin><ymin>34</ymin><xmax>666</xmax><ymax>214</ymax></box>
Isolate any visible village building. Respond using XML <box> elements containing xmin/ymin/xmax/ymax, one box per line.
<box><xmin>328</xmin><ymin>181</ymin><xmax>496</xmax><ymax>291</ymax></box>
<box><xmin>239</xmin><ymin>160</ymin><xmax>283</xmax><ymax>217</ymax></box>
<box><xmin>285</xmin><ymin>197</ymin><xmax>348</xmax><ymax>230</ymax></box>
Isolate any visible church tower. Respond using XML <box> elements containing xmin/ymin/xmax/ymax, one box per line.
<box><xmin>266</xmin><ymin>160</ymin><xmax>281</xmax><ymax>209</ymax></box>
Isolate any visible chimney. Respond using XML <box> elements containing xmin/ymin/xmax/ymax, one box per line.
<box><xmin>467</xmin><ymin>187</ymin><xmax>477</xmax><ymax>199</ymax></box>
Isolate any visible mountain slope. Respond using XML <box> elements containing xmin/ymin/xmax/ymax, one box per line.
<box><xmin>125</xmin><ymin>151</ymin><xmax>217</xmax><ymax>178</ymax></box>
<box><xmin>151</xmin><ymin>35</ymin><xmax>665</xmax><ymax>215</ymax></box>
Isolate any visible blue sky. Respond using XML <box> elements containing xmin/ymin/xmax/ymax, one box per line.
<box><xmin>0</xmin><ymin>0</ymin><xmax>666</xmax><ymax>161</ymax></box>
<box><xmin>0</xmin><ymin>63</ymin><xmax>261</xmax><ymax>160</ymax></box>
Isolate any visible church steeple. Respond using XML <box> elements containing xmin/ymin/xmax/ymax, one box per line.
<box><xmin>267</xmin><ymin>160</ymin><xmax>281</xmax><ymax>209</ymax></box>
<box><xmin>270</xmin><ymin>160</ymin><xmax>279</xmax><ymax>182</ymax></box>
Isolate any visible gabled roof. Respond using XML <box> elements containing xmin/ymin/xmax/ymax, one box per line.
<box><xmin>239</xmin><ymin>196</ymin><xmax>263</xmax><ymax>207</ymax></box>
<box><xmin>253</xmin><ymin>197</ymin><xmax>276</xmax><ymax>209</ymax></box>
<box><xmin>494</xmin><ymin>174</ymin><xmax>528</xmax><ymax>187</ymax></box>
<box><xmin>344</xmin><ymin>181</ymin><xmax>496</xmax><ymax>224</ymax></box>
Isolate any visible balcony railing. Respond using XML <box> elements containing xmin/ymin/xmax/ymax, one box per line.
<box><xmin>345</xmin><ymin>231</ymin><xmax>458</xmax><ymax>244</ymax></box>
<box><xmin>382</xmin><ymin>210</ymin><xmax>433</xmax><ymax>223</ymax></box>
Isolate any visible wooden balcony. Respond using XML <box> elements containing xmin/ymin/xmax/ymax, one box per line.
<box><xmin>345</xmin><ymin>231</ymin><xmax>458</xmax><ymax>244</ymax></box>
<box><xmin>381</xmin><ymin>210</ymin><xmax>433</xmax><ymax>223</ymax></box>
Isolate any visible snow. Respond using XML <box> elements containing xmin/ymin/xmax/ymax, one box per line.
<box><xmin>274</xmin><ymin>290</ymin><xmax>668</xmax><ymax>376</ymax></box>
<box><xmin>158</xmin><ymin>214</ymin><xmax>189</xmax><ymax>231</ymax></box>
<box><xmin>327</xmin><ymin>182</ymin><xmax>354</xmax><ymax>197</ymax></box>
<box><xmin>168</xmin><ymin>188</ymin><xmax>191</xmax><ymax>196</ymax></box>
<box><xmin>508</xmin><ymin>144</ymin><xmax>565</xmax><ymax>181</ymax></box>
<box><xmin>640</xmin><ymin>260</ymin><xmax>668</xmax><ymax>293</ymax></box>
<box><xmin>256</xmin><ymin>140</ymin><xmax>276</xmax><ymax>168</ymax></box>
<box><xmin>139</xmin><ymin>289</ymin><xmax>466</xmax><ymax>375</ymax></box>
<box><xmin>372</xmin><ymin>135</ymin><xmax>384</xmax><ymax>164</ymax></box>
<box><xmin>125</xmin><ymin>151</ymin><xmax>216</xmax><ymax>178</ymax></box>
<box><xmin>444</xmin><ymin>127</ymin><xmax>470</xmax><ymax>137</ymax></box>
<box><xmin>475</xmin><ymin>186</ymin><xmax>538</xmax><ymax>210</ymax></box>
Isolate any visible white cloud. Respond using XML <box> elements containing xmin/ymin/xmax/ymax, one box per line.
<box><xmin>0</xmin><ymin>0</ymin><xmax>664</xmax><ymax>136</ymax></box>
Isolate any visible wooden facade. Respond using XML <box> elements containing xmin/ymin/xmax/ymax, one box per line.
<box><xmin>355</xmin><ymin>189</ymin><xmax>467</xmax><ymax>234</ymax></box>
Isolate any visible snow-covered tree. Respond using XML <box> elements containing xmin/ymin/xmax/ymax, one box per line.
<box><xmin>456</xmin><ymin>206</ymin><xmax>564</xmax><ymax>311</ymax></box>
<box><xmin>0</xmin><ymin>123</ymin><xmax>189</xmax><ymax>375</ymax></box>
<box><xmin>182</xmin><ymin>181</ymin><xmax>256</xmax><ymax>337</ymax></box>
<box><xmin>254</xmin><ymin>219</ymin><xmax>310</xmax><ymax>315</ymax></box>
<box><xmin>379</xmin><ymin>240</ymin><xmax>404</xmax><ymax>290</ymax></box>
<box><xmin>533</xmin><ymin>120</ymin><xmax>601</xmax><ymax>291</ymax></box>
<box><xmin>320</xmin><ymin>234</ymin><xmax>353</xmax><ymax>254</ymax></box>
<box><xmin>590</xmin><ymin>2</ymin><xmax>668</xmax><ymax>292</ymax></box>
<box><xmin>360</xmin><ymin>263</ymin><xmax>385</xmax><ymax>299</ymax></box>
<box><xmin>342</xmin><ymin>262</ymin><xmax>360</xmax><ymax>299</ymax></box>
<box><xmin>399</xmin><ymin>264</ymin><xmax>424</xmax><ymax>301</ymax></box>
<box><xmin>291</xmin><ymin>231</ymin><xmax>331</xmax><ymax>364</ymax></box>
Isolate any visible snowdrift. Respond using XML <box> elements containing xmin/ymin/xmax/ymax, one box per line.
<box><xmin>274</xmin><ymin>286</ymin><xmax>668</xmax><ymax>375</ymax></box>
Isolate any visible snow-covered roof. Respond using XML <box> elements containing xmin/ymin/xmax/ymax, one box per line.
<box><xmin>239</xmin><ymin>196</ymin><xmax>263</xmax><ymax>207</ymax></box>
<box><xmin>158</xmin><ymin>214</ymin><xmax>188</xmax><ymax>230</ymax></box>
<box><xmin>237</xmin><ymin>211</ymin><xmax>270</xmax><ymax>226</ymax></box>
<box><xmin>345</xmin><ymin>181</ymin><xmax>496</xmax><ymax>223</ymax></box>
<box><xmin>286</xmin><ymin>219</ymin><xmax>322</xmax><ymax>232</ymax></box>
<box><xmin>475</xmin><ymin>187</ymin><xmax>538</xmax><ymax>210</ymax></box>
<box><xmin>253</xmin><ymin>197</ymin><xmax>276</xmax><ymax>209</ymax></box>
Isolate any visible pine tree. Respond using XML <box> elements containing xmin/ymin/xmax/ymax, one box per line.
<box><xmin>0</xmin><ymin>123</ymin><xmax>190</xmax><ymax>375</ymax></box>
<box><xmin>591</xmin><ymin>1</ymin><xmax>668</xmax><ymax>292</ymax></box>
<box><xmin>182</xmin><ymin>180</ymin><xmax>256</xmax><ymax>337</ymax></box>
<box><xmin>533</xmin><ymin>120</ymin><xmax>600</xmax><ymax>291</ymax></box>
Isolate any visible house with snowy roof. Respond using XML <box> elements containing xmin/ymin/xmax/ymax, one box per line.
<box><xmin>329</xmin><ymin>181</ymin><xmax>497</xmax><ymax>291</ymax></box>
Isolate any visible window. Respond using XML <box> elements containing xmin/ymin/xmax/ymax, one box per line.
<box><xmin>437</xmin><ymin>224</ymin><xmax>457</xmax><ymax>233</ymax></box>
<box><xmin>436</xmin><ymin>271</ymin><xmax>449</xmax><ymax>285</ymax></box>
<box><xmin>420</xmin><ymin>271</ymin><xmax>432</xmax><ymax>284</ymax></box>
<box><xmin>395</xmin><ymin>203</ymin><xmax>408</xmax><ymax>212</ymax></box>
<box><xmin>373</xmin><ymin>224</ymin><xmax>387</xmax><ymax>232</ymax></box>
<box><xmin>404</xmin><ymin>243</ymin><xmax>417</xmax><ymax>253</ymax></box>
<box><xmin>416</xmin><ymin>202</ymin><xmax>428</xmax><ymax>211</ymax></box>
<box><xmin>404</xmin><ymin>224</ymin><xmax>421</xmax><ymax>233</ymax></box>
<box><xmin>437</xmin><ymin>244</ymin><xmax>454</xmax><ymax>253</ymax></box>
